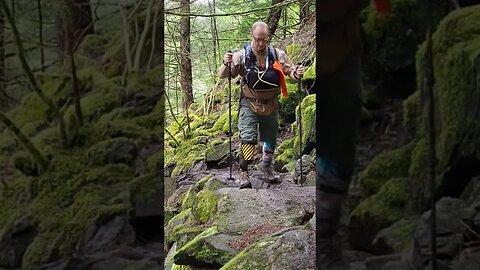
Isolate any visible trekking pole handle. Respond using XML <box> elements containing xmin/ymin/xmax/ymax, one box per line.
<box><xmin>227</xmin><ymin>50</ymin><xmax>232</xmax><ymax>79</ymax></box>
<box><xmin>296</xmin><ymin>62</ymin><xmax>302</xmax><ymax>92</ymax></box>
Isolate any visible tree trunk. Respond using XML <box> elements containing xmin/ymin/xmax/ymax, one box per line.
<box><xmin>37</xmin><ymin>0</ymin><xmax>44</xmax><ymax>72</ymax></box>
<box><xmin>58</xmin><ymin>0</ymin><xmax>94</xmax><ymax>59</ymax></box>
<box><xmin>0</xmin><ymin>7</ymin><xmax>5</xmax><ymax>108</ymax></box>
<box><xmin>267</xmin><ymin>0</ymin><xmax>284</xmax><ymax>39</ymax></box>
<box><xmin>299</xmin><ymin>0</ymin><xmax>310</xmax><ymax>24</ymax></box>
<box><xmin>179</xmin><ymin>0</ymin><xmax>193</xmax><ymax>110</ymax></box>
<box><xmin>208</xmin><ymin>0</ymin><xmax>218</xmax><ymax>75</ymax></box>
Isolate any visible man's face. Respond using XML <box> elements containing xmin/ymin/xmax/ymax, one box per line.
<box><xmin>251</xmin><ymin>27</ymin><xmax>268</xmax><ymax>52</ymax></box>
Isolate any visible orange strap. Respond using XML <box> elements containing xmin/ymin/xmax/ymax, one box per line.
<box><xmin>373</xmin><ymin>0</ymin><xmax>391</xmax><ymax>16</ymax></box>
<box><xmin>272</xmin><ymin>61</ymin><xmax>288</xmax><ymax>98</ymax></box>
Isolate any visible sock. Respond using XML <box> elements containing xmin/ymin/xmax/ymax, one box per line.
<box><xmin>262</xmin><ymin>142</ymin><xmax>275</xmax><ymax>165</ymax></box>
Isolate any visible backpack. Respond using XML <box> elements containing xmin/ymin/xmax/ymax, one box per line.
<box><xmin>242</xmin><ymin>43</ymin><xmax>280</xmax><ymax>90</ymax></box>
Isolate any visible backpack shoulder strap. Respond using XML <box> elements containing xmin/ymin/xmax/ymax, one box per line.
<box><xmin>243</xmin><ymin>43</ymin><xmax>251</xmax><ymax>67</ymax></box>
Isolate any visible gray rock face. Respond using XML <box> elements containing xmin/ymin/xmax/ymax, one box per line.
<box><xmin>452</xmin><ymin>251</ymin><xmax>480</xmax><ymax>270</ymax></box>
<box><xmin>413</xmin><ymin>198</ymin><xmax>475</xmax><ymax>266</ymax></box>
<box><xmin>215</xmin><ymin>187</ymin><xmax>315</xmax><ymax>235</ymax></box>
<box><xmin>221</xmin><ymin>227</ymin><xmax>316</xmax><ymax>270</ymax></box>
<box><xmin>269</xmin><ymin>229</ymin><xmax>316</xmax><ymax>270</ymax></box>
<box><xmin>0</xmin><ymin>217</ymin><xmax>37</xmax><ymax>268</ymax></box>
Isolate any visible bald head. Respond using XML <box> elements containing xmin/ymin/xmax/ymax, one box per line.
<box><xmin>251</xmin><ymin>21</ymin><xmax>269</xmax><ymax>52</ymax></box>
<box><xmin>251</xmin><ymin>21</ymin><xmax>269</xmax><ymax>34</ymax></box>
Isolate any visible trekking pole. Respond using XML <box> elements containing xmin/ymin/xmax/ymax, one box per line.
<box><xmin>424</xmin><ymin>2</ymin><xmax>437</xmax><ymax>269</ymax></box>
<box><xmin>296</xmin><ymin>63</ymin><xmax>303</xmax><ymax>185</ymax></box>
<box><xmin>228</xmin><ymin>50</ymin><xmax>234</xmax><ymax>180</ymax></box>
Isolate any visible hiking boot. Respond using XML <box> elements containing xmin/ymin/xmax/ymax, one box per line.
<box><xmin>317</xmin><ymin>237</ymin><xmax>350</xmax><ymax>270</ymax></box>
<box><xmin>238</xmin><ymin>171</ymin><xmax>252</xmax><ymax>189</ymax></box>
<box><xmin>256</xmin><ymin>161</ymin><xmax>276</xmax><ymax>183</ymax></box>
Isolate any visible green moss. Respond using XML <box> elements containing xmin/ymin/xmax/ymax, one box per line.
<box><xmin>20</xmin><ymin>120</ymin><xmax>48</xmax><ymax>138</ymax></box>
<box><xmin>205</xmin><ymin>177</ymin><xmax>227</xmax><ymax>191</ymax></box>
<box><xmin>78</xmin><ymin>91</ymin><xmax>121</xmax><ymax>122</ymax></box>
<box><xmin>194</xmin><ymin>176</ymin><xmax>212</xmax><ymax>191</ymax></box>
<box><xmin>402</xmin><ymin>91</ymin><xmax>421</xmax><ymax>135</ymax></box>
<box><xmin>79</xmin><ymin>164</ymin><xmax>134</xmax><ymax>186</ymax></box>
<box><xmin>128</xmin><ymin>173</ymin><xmax>161</xmax><ymax>205</ymax></box>
<box><xmin>97</xmin><ymin>107</ymin><xmax>134</xmax><ymax>124</ymax></box>
<box><xmin>170</xmin><ymin>225</ymin><xmax>207</xmax><ymax>247</ymax></box>
<box><xmin>360</xmin><ymin>143</ymin><xmax>415</xmax><ymax>196</ymax></box>
<box><xmin>182</xmin><ymin>187</ymin><xmax>196</xmax><ymax>210</ymax></box>
<box><xmin>12</xmin><ymin>151</ymin><xmax>38</xmax><ymax>176</ymax></box>
<box><xmin>360</xmin><ymin>0</ymin><xmax>446</xmax><ymax>82</ymax></box>
<box><xmin>286</xmin><ymin>44</ymin><xmax>303</xmax><ymax>63</ymax></box>
<box><xmin>124</xmin><ymin>67</ymin><xmax>163</xmax><ymax>100</ymax></box>
<box><xmin>408</xmin><ymin>138</ymin><xmax>428</xmax><ymax>183</ymax></box>
<box><xmin>78</xmin><ymin>34</ymin><xmax>107</xmax><ymax>62</ymax></box>
<box><xmin>192</xmin><ymin>190</ymin><xmax>218</xmax><ymax>224</ymax></box>
<box><xmin>93</xmin><ymin>120</ymin><xmax>151</xmax><ymax>144</ymax></box>
<box><xmin>0</xmin><ymin>130</ymin><xmax>18</xmax><ymax>153</ymax></box>
<box><xmin>145</xmin><ymin>150</ymin><xmax>163</xmax><ymax>173</ymax></box>
<box><xmin>349</xmin><ymin>178</ymin><xmax>415</xmax><ymax>241</ymax></box>
<box><xmin>374</xmin><ymin>216</ymin><xmax>417</xmax><ymax>253</ymax></box>
<box><xmin>171</xmin><ymin>264</ymin><xmax>192</xmax><ymax>270</ymax></box>
<box><xmin>212</xmin><ymin>111</ymin><xmax>239</xmax><ymax>134</ymax></box>
<box><xmin>173</xmin><ymin>226</ymin><xmax>235</xmax><ymax>266</ymax></box>
<box><xmin>416</xmin><ymin>6</ymin><xmax>480</xmax><ymax>175</ymax></box>
<box><xmin>293</xmin><ymin>94</ymin><xmax>316</xmax><ymax>155</ymax></box>
<box><xmin>12</xmin><ymin>94</ymin><xmax>49</xmax><ymax>128</ymax></box>
<box><xmin>171</xmin><ymin>143</ymin><xmax>206</xmax><ymax>177</ymax></box>
<box><xmin>274</xmin><ymin>138</ymin><xmax>294</xmax><ymax>170</ymax></box>
<box><xmin>32</xmin><ymin>127</ymin><xmax>60</xmax><ymax>152</ymax></box>
<box><xmin>220</xmin><ymin>236</ymin><xmax>277</xmax><ymax>270</ymax></box>
<box><xmin>87</xmin><ymin>137</ymin><xmax>138</xmax><ymax>166</ymax></box>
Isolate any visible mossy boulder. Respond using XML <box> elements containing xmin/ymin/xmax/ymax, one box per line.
<box><xmin>274</xmin><ymin>138</ymin><xmax>294</xmax><ymax>172</ymax></box>
<box><xmin>181</xmin><ymin>186</ymin><xmax>197</xmax><ymax>210</ymax></box>
<box><xmin>173</xmin><ymin>226</ymin><xmax>237</xmax><ymax>268</ymax></box>
<box><xmin>12</xmin><ymin>151</ymin><xmax>39</xmax><ymax>177</ymax></box>
<box><xmin>128</xmin><ymin>173</ymin><xmax>163</xmax><ymax>216</ymax></box>
<box><xmin>292</xmin><ymin>94</ymin><xmax>316</xmax><ymax>156</ymax></box>
<box><xmin>371</xmin><ymin>216</ymin><xmax>418</xmax><ymax>254</ymax></box>
<box><xmin>170</xmin><ymin>144</ymin><xmax>206</xmax><ymax>177</ymax></box>
<box><xmin>360</xmin><ymin>142</ymin><xmax>415</xmax><ymax>196</ymax></box>
<box><xmin>145</xmin><ymin>150</ymin><xmax>163</xmax><ymax>173</ymax></box>
<box><xmin>0</xmin><ymin>130</ymin><xmax>18</xmax><ymax>153</ymax></box>
<box><xmin>412</xmin><ymin>5</ymin><xmax>480</xmax><ymax>199</ymax></box>
<box><xmin>87</xmin><ymin>137</ymin><xmax>138</xmax><ymax>166</ymax></box>
<box><xmin>165</xmin><ymin>208</ymin><xmax>195</xmax><ymax>244</ymax></box>
<box><xmin>20</xmin><ymin>120</ymin><xmax>48</xmax><ymax>138</ymax></box>
<box><xmin>93</xmin><ymin>120</ymin><xmax>151</xmax><ymax>144</ymax></box>
<box><xmin>402</xmin><ymin>90</ymin><xmax>421</xmax><ymax>135</ymax></box>
<box><xmin>204</xmin><ymin>177</ymin><xmax>228</xmax><ymax>191</ymax></box>
<box><xmin>79</xmin><ymin>91</ymin><xmax>121</xmax><ymax>123</ymax></box>
<box><xmin>205</xmin><ymin>142</ymin><xmax>230</xmax><ymax>165</ymax></box>
<box><xmin>191</xmin><ymin>190</ymin><xmax>218</xmax><ymax>224</ymax></box>
<box><xmin>97</xmin><ymin>107</ymin><xmax>134</xmax><ymax>124</ymax></box>
<box><xmin>212</xmin><ymin>111</ymin><xmax>238</xmax><ymax>134</ymax></box>
<box><xmin>220</xmin><ymin>228</ymin><xmax>316</xmax><ymax>270</ymax></box>
<box><xmin>11</xmin><ymin>94</ymin><xmax>49</xmax><ymax>129</ymax></box>
<box><xmin>348</xmin><ymin>178</ymin><xmax>415</xmax><ymax>253</ymax></box>
<box><xmin>360</xmin><ymin>0</ymin><xmax>446</xmax><ymax>93</ymax></box>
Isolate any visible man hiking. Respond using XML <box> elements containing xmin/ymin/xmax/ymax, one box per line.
<box><xmin>316</xmin><ymin>0</ymin><xmax>391</xmax><ymax>269</ymax></box>
<box><xmin>218</xmin><ymin>21</ymin><xmax>304</xmax><ymax>189</ymax></box>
